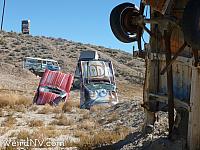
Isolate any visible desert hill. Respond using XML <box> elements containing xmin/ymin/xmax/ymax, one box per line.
<box><xmin>0</xmin><ymin>31</ymin><xmax>145</xmax><ymax>84</ymax></box>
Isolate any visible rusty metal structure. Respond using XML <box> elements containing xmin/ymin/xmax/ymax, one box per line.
<box><xmin>110</xmin><ymin>0</ymin><xmax>200</xmax><ymax>149</ymax></box>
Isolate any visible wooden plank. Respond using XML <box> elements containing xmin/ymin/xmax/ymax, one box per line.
<box><xmin>188</xmin><ymin>67</ymin><xmax>200</xmax><ymax>150</ymax></box>
<box><xmin>143</xmin><ymin>58</ymin><xmax>156</xmax><ymax>129</ymax></box>
<box><xmin>149</xmin><ymin>93</ymin><xmax>190</xmax><ymax>111</ymax></box>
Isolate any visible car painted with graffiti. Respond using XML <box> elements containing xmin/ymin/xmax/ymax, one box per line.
<box><xmin>79</xmin><ymin>59</ymin><xmax>118</xmax><ymax>109</ymax></box>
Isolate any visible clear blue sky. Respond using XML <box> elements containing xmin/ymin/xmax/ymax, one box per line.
<box><xmin>0</xmin><ymin>0</ymin><xmax>149</xmax><ymax>53</ymax></box>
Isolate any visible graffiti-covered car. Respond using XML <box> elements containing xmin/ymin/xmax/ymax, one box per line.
<box><xmin>79</xmin><ymin>60</ymin><xmax>118</xmax><ymax>109</ymax></box>
<box><xmin>33</xmin><ymin>69</ymin><xmax>74</xmax><ymax>106</ymax></box>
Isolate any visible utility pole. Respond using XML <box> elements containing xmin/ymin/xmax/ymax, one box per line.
<box><xmin>1</xmin><ymin>0</ymin><xmax>6</xmax><ymax>31</ymax></box>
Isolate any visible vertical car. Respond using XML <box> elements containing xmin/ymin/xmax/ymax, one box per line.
<box><xmin>22</xmin><ymin>20</ymin><xmax>30</xmax><ymax>34</ymax></box>
<box><xmin>33</xmin><ymin>69</ymin><xmax>74</xmax><ymax>106</ymax></box>
<box><xmin>79</xmin><ymin>59</ymin><xmax>118</xmax><ymax>109</ymax></box>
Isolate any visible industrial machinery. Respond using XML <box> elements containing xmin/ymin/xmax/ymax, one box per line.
<box><xmin>110</xmin><ymin>0</ymin><xmax>200</xmax><ymax>149</ymax></box>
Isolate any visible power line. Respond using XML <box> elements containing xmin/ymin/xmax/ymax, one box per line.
<box><xmin>1</xmin><ymin>0</ymin><xmax>6</xmax><ymax>31</ymax></box>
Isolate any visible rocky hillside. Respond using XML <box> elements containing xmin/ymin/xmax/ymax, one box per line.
<box><xmin>0</xmin><ymin>31</ymin><xmax>145</xmax><ymax>84</ymax></box>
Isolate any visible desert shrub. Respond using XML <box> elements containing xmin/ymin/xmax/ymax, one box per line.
<box><xmin>0</xmin><ymin>38</ymin><xmax>6</xmax><ymax>45</ymax></box>
<box><xmin>28</xmin><ymin>120</ymin><xmax>44</xmax><ymax>127</ymax></box>
<box><xmin>50</xmin><ymin>114</ymin><xmax>73</xmax><ymax>126</ymax></box>
<box><xmin>21</xmin><ymin>47</ymin><xmax>27</xmax><ymax>50</ymax></box>
<box><xmin>107</xmin><ymin>113</ymin><xmax>119</xmax><ymax>123</ymax></box>
<box><xmin>37</xmin><ymin>106</ymin><xmax>51</xmax><ymax>114</ymax></box>
<box><xmin>16</xmin><ymin>130</ymin><xmax>31</xmax><ymax>140</ymax></box>
<box><xmin>78</xmin><ymin>120</ymin><xmax>97</xmax><ymax>130</ymax></box>
<box><xmin>2</xmin><ymin>116</ymin><xmax>16</xmax><ymax>127</ymax></box>
<box><xmin>29</xmin><ymin>105</ymin><xmax>38</xmax><ymax>111</ymax></box>
<box><xmin>62</xmin><ymin>100</ymin><xmax>79</xmax><ymax>113</ymax></box>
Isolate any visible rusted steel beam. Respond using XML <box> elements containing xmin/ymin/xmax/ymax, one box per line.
<box><xmin>164</xmin><ymin>30</ymin><xmax>175</xmax><ymax>137</ymax></box>
<box><xmin>160</xmin><ymin>41</ymin><xmax>187</xmax><ymax>75</ymax></box>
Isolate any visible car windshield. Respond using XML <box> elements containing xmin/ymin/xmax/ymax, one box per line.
<box><xmin>81</xmin><ymin>61</ymin><xmax>114</xmax><ymax>83</ymax></box>
<box><xmin>41</xmin><ymin>86</ymin><xmax>66</xmax><ymax>95</ymax></box>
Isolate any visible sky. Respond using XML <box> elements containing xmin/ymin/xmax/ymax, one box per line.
<box><xmin>0</xmin><ymin>0</ymin><xmax>149</xmax><ymax>53</ymax></box>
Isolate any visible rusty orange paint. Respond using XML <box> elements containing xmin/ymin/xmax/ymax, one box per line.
<box><xmin>170</xmin><ymin>27</ymin><xmax>185</xmax><ymax>54</ymax></box>
<box><xmin>144</xmin><ymin>0</ymin><xmax>166</xmax><ymax>12</ymax></box>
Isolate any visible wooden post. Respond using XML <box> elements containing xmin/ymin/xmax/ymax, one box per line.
<box><xmin>143</xmin><ymin>57</ymin><xmax>156</xmax><ymax>131</ymax></box>
<box><xmin>164</xmin><ymin>30</ymin><xmax>175</xmax><ymax>136</ymax></box>
<box><xmin>187</xmin><ymin>67</ymin><xmax>200</xmax><ymax>150</ymax></box>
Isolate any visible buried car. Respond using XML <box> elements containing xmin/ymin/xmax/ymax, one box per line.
<box><xmin>33</xmin><ymin>69</ymin><xmax>74</xmax><ymax>105</ymax></box>
<box><xmin>79</xmin><ymin>60</ymin><xmax>118</xmax><ymax>109</ymax></box>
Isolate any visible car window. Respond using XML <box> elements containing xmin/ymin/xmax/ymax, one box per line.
<box><xmin>26</xmin><ymin>59</ymin><xmax>37</xmax><ymax>63</ymax></box>
<box><xmin>47</xmin><ymin>61</ymin><xmax>53</xmax><ymax>65</ymax></box>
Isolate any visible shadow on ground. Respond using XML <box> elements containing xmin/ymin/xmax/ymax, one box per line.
<box><xmin>94</xmin><ymin>131</ymin><xmax>187</xmax><ymax>150</ymax></box>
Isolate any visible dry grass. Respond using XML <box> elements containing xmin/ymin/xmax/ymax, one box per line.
<box><xmin>28</xmin><ymin>119</ymin><xmax>44</xmax><ymax>127</ymax></box>
<box><xmin>90</xmin><ymin>105</ymin><xmax>107</xmax><ymax>112</ymax></box>
<box><xmin>107</xmin><ymin>112</ymin><xmax>119</xmax><ymax>123</ymax></box>
<box><xmin>0</xmin><ymin>127</ymin><xmax>9</xmax><ymax>136</ymax></box>
<box><xmin>16</xmin><ymin>130</ymin><xmax>31</xmax><ymax>139</ymax></box>
<box><xmin>76</xmin><ymin>128</ymin><xmax>130</xmax><ymax>149</ymax></box>
<box><xmin>14</xmin><ymin>130</ymin><xmax>49</xmax><ymax>148</ymax></box>
<box><xmin>37</xmin><ymin>104</ymin><xmax>62</xmax><ymax>114</ymax></box>
<box><xmin>0</xmin><ymin>93</ymin><xmax>32</xmax><ymax>108</ymax></box>
<box><xmin>29</xmin><ymin>105</ymin><xmax>38</xmax><ymax>111</ymax></box>
<box><xmin>62</xmin><ymin>100</ymin><xmax>80</xmax><ymax>112</ymax></box>
<box><xmin>74</xmin><ymin>130</ymin><xmax>87</xmax><ymax>138</ymax></box>
<box><xmin>33</xmin><ymin>127</ymin><xmax>60</xmax><ymax>138</ymax></box>
<box><xmin>78</xmin><ymin>120</ymin><xmax>98</xmax><ymax>130</ymax></box>
<box><xmin>2</xmin><ymin>116</ymin><xmax>16</xmax><ymax>127</ymax></box>
<box><xmin>12</xmin><ymin>104</ymin><xmax>26</xmax><ymax>113</ymax></box>
<box><xmin>82</xmin><ymin>112</ymin><xmax>90</xmax><ymax>120</ymax></box>
<box><xmin>37</xmin><ymin>105</ymin><xmax>52</xmax><ymax>114</ymax></box>
<box><xmin>50</xmin><ymin>114</ymin><xmax>73</xmax><ymax>126</ymax></box>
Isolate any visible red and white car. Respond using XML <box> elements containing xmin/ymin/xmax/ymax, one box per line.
<box><xmin>33</xmin><ymin>69</ymin><xmax>74</xmax><ymax>106</ymax></box>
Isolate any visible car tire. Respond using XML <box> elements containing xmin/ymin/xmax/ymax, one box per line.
<box><xmin>110</xmin><ymin>3</ymin><xmax>138</xmax><ymax>43</ymax></box>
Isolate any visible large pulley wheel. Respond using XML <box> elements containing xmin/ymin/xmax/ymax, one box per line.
<box><xmin>110</xmin><ymin>3</ymin><xmax>140</xmax><ymax>43</ymax></box>
<box><xmin>183</xmin><ymin>0</ymin><xmax>200</xmax><ymax>50</ymax></box>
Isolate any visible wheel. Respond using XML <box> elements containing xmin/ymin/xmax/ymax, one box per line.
<box><xmin>182</xmin><ymin>0</ymin><xmax>200</xmax><ymax>50</ymax></box>
<box><xmin>110</xmin><ymin>3</ymin><xmax>139</xmax><ymax>43</ymax></box>
<box><xmin>29</xmin><ymin>68</ymin><xmax>35</xmax><ymax>74</ymax></box>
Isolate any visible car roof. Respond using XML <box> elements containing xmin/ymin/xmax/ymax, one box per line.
<box><xmin>79</xmin><ymin>59</ymin><xmax>111</xmax><ymax>63</ymax></box>
<box><xmin>24</xmin><ymin>57</ymin><xmax>58</xmax><ymax>62</ymax></box>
